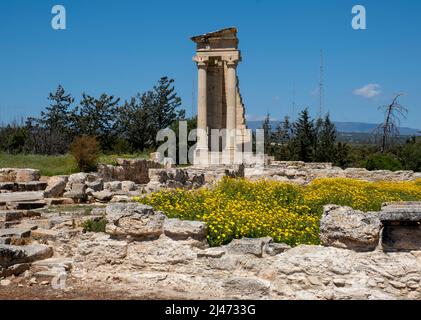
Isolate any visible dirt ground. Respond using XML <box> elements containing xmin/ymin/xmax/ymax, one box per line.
<box><xmin>0</xmin><ymin>277</ymin><xmax>202</xmax><ymax>300</ymax></box>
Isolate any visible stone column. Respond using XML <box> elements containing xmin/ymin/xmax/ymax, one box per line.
<box><xmin>195</xmin><ymin>57</ymin><xmax>209</xmax><ymax>153</ymax></box>
<box><xmin>225</xmin><ymin>58</ymin><xmax>238</xmax><ymax>153</ymax></box>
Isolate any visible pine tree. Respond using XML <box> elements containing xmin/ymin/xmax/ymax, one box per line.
<box><xmin>117</xmin><ymin>92</ymin><xmax>154</xmax><ymax>151</ymax></box>
<box><xmin>150</xmin><ymin>77</ymin><xmax>184</xmax><ymax>147</ymax></box>
<box><xmin>272</xmin><ymin>116</ymin><xmax>293</xmax><ymax>160</ymax></box>
<box><xmin>292</xmin><ymin>109</ymin><xmax>315</xmax><ymax>162</ymax></box>
<box><xmin>262</xmin><ymin>113</ymin><xmax>272</xmax><ymax>154</ymax></box>
<box><xmin>316</xmin><ymin>114</ymin><xmax>337</xmax><ymax>162</ymax></box>
<box><xmin>41</xmin><ymin>85</ymin><xmax>74</xmax><ymax>131</ymax></box>
<box><xmin>73</xmin><ymin>93</ymin><xmax>120</xmax><ymax>151</ymax></box>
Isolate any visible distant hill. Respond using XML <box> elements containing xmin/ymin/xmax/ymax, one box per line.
<box><xmin>246</xmin><ymin>120</ymin><xmax>421</xmax><ymax>136</ymax></box>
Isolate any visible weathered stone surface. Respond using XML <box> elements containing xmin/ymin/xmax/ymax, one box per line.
<box><xmin>380</xmin><ymin>202</ymin><xmax>421</xmax><ymax>222</ymax></box>
<box><xmin>86</xmin><ymin>179</ymin><xmax>104</xmax><ymax>192</ymax></box>
<box><xmin>31</xmin><ymin>229</ymin><xmax>59</xmax><ymax>241</ymax></box>
<box><xmin>265</xmin><ymin>242</ymin><xmax>291</xmax><ymax>256</ymax></box>
<box><xmin>0</xmin><ymin>227</ymin><xmax>31</xmax><ymax>239</ymax></box>
<box><xmin>121</xmin><ymin>181</ymin><xmax>136</xmax><ymax>192</ymax></box>
<box><xmin>0</xmin><ymin>210</ymin><xmax>40</xmax><ymax>222</ymax></box>
<box><xmin>110</xmin><ymin>195</ymin><xmax>132</xmax><ymax>203</ymax></box>
<box><xmin>224</xmin><ymin>238</ymin><xmax>271</xmax><ymax>258</ymax></box>
<box><xmin>98</xmin><ymin>158</ymin><xmax>162</xmax><ymax>184</ymax></box>
<box><xmin>16</xmin><ymin>181</ymin><xmax>48</xmax><ymax>192</ymax></box>
<box><xmin>63</xmin><ymin>183</ymin><xmax>86</xmax><ymax>200</ymax></box>
<box><xmin>0</xmin><ymin>182</ymin><xmax>15</xmax><ymax>191</ymax></box>
<box><xmin>0</xmin><ymin>263</ymin><xmax>30</xmax><ymax>278</ymax></box>
<box><xmin>33</xmin><ymin>257</ymin><xmax>73</xmax><ymax>270</ymax></box>
<box><xmin>104</xmin><ymin>181</ymin><xmax>122</xmax><ymax>192</ymax></box>
<box><xmin>44</xmin><ymin>176</ymin><xmax>67</xmax><ymax>198</ymax></box>
<box><xmin>320</xmin><ymin>205</ymin><xmax>381</xmax><ymax>252</ymax></box>
<box><xmin>0</xmin><ymin>238</ymin><xmax>11</xmax><ymax>245</ymax></box>
<box><xmin>76</xmin><ymin>234</ymin><xmax>128</xmax><ymax>265</ymax></box>
<box><xmin>163</xmin><ymin>218</ymin><xmax>207</xmax><ymax>241</ymax></box>
<box><xmin>16</xmin><ymin>169</ymin><xmax>41</xmax><ymax>183</ymax></box>
<box><xmin>0</xmin><ymin>169</ymin><xmax>17</xmax><ymax>183</ymax></box>
<box><xmin>380</xmin><ymin>202</ymin><xmax>421</xmax><ymax>252</ymax></box>
<box><xmin>105</xmin><ymin>203</ymin><xmax>166</xmax><ymax>239</ymax></box>
<box><xmin>45</xmin><ymin>198</ymin><xmax>75</xmax><ymax>206</ymax></box>
<box><xmin>92</xmin><ymin>190</ymin><xmax>113</xmax><ymax>202</ymax></box>
<box><xmin>0</xmin><ymin>245</ymin><xmax>25</xmax><ymax>267</ymax></box>
<box><xmin>24</xmin><ymin>244</ymin><xmax>54</xmax><ymax>263</ymax></box>
<box><xmin>10</xmin><ymin>200</ymin><xmax>46</xmax><ymax>210</ymax></box>
<box><xmin>0</xmin><ymin>244</ymin><xmax>52</xmax><ymax>267</ymax></box>
<box><xmin>0</xmin><ymin>191</ymin><xmax>44</xmax><ymax>203</ymax></box>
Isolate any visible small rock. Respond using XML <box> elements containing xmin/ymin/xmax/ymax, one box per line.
<box><xmin>92</xmin><ymin>190</ymin><xmax>113</xmax><ymax>202</ymax></box>
<box><xmin>0</xmin><ymin>279</ymin><xmax>11</xmax><ymax>286</ymax></box>
<box><xmin>104</xmin><ymin>181</ymin><xmax>122</xmax><ymax>192</ymax></box>
<box><xmin>164</xmin><ymin>218</ymin><xmax>207</xmax><ymax>241</ymax></box>
<box><xmin>121</xmin><ymin>181</ymin><xmax>136</xmax><ymax>192</ymax></box>
<box><xmin>44</xmin><ymin>176</ymin><xmax>67</xmax><ymax>198</ymax></box>
<box><xmin>225</xmin><ymin>238</ymin><xmax>272</xmax><ymax>258</ymax></box>
<box><xmin>265</xmin><ymin>243</ymin><xmax>291</xmax><ymax>256</ymax></box>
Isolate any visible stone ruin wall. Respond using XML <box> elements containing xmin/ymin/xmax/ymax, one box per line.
<box><xmin>146</xmin><ymin>161</ymin><xmax>421</xmax><ymax>191</ymax></box>
<box><xmin>97</xmin><ymin>158</ymin><xmax>162</xmax><ymax>184</ymax></box>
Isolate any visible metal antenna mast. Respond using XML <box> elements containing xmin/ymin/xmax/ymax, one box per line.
<box><xmin>319</xmin><ymin>49</ymin><xmax>325</xmax><ymax>119</ymax></box>
<box><xmin>292</xmin><ymin>83</ymin><xmax>296</xmax><ymax>121</ymax></box>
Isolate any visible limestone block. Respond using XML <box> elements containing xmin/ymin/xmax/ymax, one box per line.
<box><xmin>16</xmin><ymin>169</ymin><xmax>41</xmax><ymax>183</ymax></box>
<box><xmin>44</xmin><ymin>176</ymin><xmax>68</xmax><ymax>198</ymax></box>
<box><xmin>105</xmin><ymin>203</ymin><xmax>166</xmax><ymax>239</ymax></box>
<box><xmin>320</xmin><ymin>205</ymin><xmax>381</xmax><ymax>252</ymax></box>
<box><xmin>164</xmin><ymin>218</ymin><xmax>207</xmax><ymax>241</ymax></box>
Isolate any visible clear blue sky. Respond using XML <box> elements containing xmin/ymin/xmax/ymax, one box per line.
<box><xmin>1</xmin><ymin>0</ymin><xmax>420</xmax><ymax>128</ymax></box>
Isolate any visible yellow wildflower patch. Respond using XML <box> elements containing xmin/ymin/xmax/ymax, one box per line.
<box><xmin>136</xmin><ymin>177</ymin><xmax>421</xmax><ymax>247</ymax></box>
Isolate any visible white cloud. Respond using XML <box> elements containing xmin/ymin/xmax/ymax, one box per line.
<box><xmin>353</xmin><ymin>84</ymin><xmax>382</xmax><ymax>99</ymax></box>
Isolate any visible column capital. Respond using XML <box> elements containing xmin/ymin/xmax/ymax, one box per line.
<box><xmin>222</xmin><ymin>55</ymin><xmax>239</xmax><ymax>67</ymax></box>
<box><xmin>193</xmin><ymin>55</ymin><xmax>209</xmax><ymax>68</ymax></box>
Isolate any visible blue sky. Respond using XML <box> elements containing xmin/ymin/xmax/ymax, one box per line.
<box><xmin>1</xmin><ymin>0</ymin><xmax>420</xmax><ymax>128</ymax></box>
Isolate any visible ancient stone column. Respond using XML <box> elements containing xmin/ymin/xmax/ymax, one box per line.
<box><xmin>195</xmin><ymin>57</ymin><xmax>209</xmax><ymax>153</ymax></box>
<box><xmin>225</xmin><ymin>58</ymin><xmax>238</xmax><ymax>153</ymax></box>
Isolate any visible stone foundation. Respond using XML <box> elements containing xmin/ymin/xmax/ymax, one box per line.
<box><xmin>98</xmin><ymin>158</ymin><xmax>162</xmax><ymax>184</ymax></box>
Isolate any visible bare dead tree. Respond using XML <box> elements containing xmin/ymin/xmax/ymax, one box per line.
<box><xmin>374</xmin><ymin>94</ymin><xmax>408</xmax><ymax>153</ymax></box>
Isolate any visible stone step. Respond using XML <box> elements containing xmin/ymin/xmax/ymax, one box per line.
<box><xmin>0</xmin><ymin>210</ymin><xmax>41</xmax><ymax>222</ymax></box>
<box><xmin>0</xmin><ymin>227</ymin><xmax>32</xmax><ymax>239</ymax></box>
<box><xmin>0</xmin><ymin>191</ymin><xmax>44</xmax><ymax>203</ymax></box>
<box><xmin>8</xmin><ymin>200</ymin><xmax>47</xmax><ymax>210</ymax></box>
<box><xmin>0</xmin><ymin>237</ymin><xmax>11</xmax><ymax>245</ymax></box>
<box><xmin>0</xmin><ymin>244</ymin><xmax>53</xmax><ymax>268</ymax></box>
<box><xmin>45</xmin><ymin>198</ymin><xmax>75</xmax><ymax>206</ymax></box>
<box><xmin>16</xmin><ymin>182</ymin><xmax>48</xmax><ymax>192</ymax></box>
<box><xmin>31</xmin><ymin>229</ymin><xmax>59</xmax><ymax>241</ymax></box>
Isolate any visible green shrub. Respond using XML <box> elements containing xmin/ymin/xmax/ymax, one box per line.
<box><xmin>82</xmin><ymin>218</ymin><xmax>108</xmax><ymax>233</ymax></box>
<box><xmin>365</xmin><ymin>153</ymin><xmax>403</xmax><ymax>171</ymax></box>
<box><xmin>70</xmin><ymin>135</ymin><xmax>100</xmax><ymax>172</ymax></box>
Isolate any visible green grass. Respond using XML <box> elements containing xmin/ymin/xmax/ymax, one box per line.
<box><xmin>0</xmin><ymin>152</ymin><xmax>149</xmax><ymax>176</ymax></box>
<box><xmin>0</xmin><ymin>153</ymin><xmax>78</xmax><ymax>176</ymax></box>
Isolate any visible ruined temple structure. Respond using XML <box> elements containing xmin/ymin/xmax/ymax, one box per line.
<box><xmin>191</xmin><ymin>27</ymin><xmax>252</xmax><ymax>166</ymax></box>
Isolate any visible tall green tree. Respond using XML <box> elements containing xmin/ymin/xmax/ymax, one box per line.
<box><xmin>149</xmin><ymin>77</ymin><xmax>184</xmax><ymax>147</ymax></box>
<box><xmin>262</xmin><ymin>113</ymin><xmax>272</xmax><ymax>154</ymax></box>
<box><xmin>292</xmin><ymin>109</ymin><xmax>315</xmax><ymax>162</ymax></box>
<box><xmin>316</xmin><ymin>114</ymin><xmax>337</xmax><ymax>162</ymax></box>
<box><xmin>271</xmin><ymin>116</ymin><xmax>293</xmax><ymax>160</ymax></box>
<box><xmin>41</xmin><ymin>85</ymin><xmax>74</xmax><ymax>132</ymax></box>
<box><xmin>117</xmin><ymin>92</ymin><xmax>154</xmax><ymax>152</ymax></box>
<box><xmin>73</xmin><ymin>93</ymin><xmax>120</xmax><ymax>151</ymax></box>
